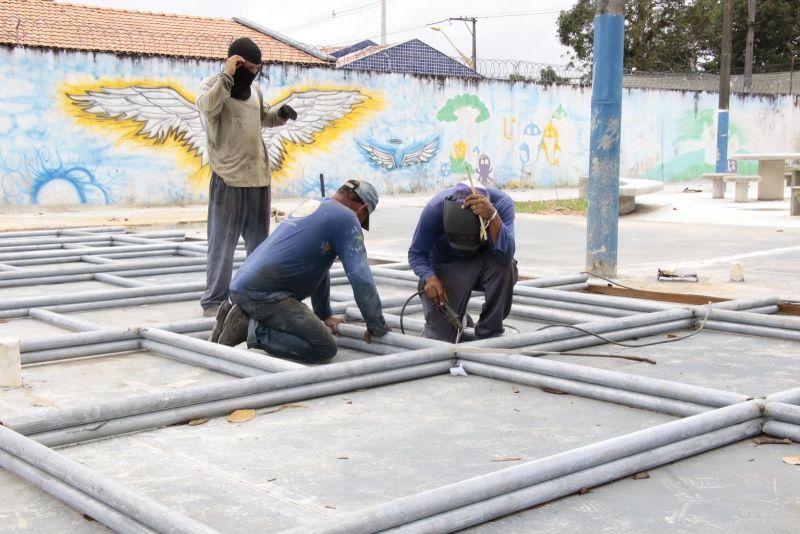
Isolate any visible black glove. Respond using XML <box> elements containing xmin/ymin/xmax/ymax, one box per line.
<box><xmin>278</xmin><ymin>104</ymin><xmax>297</xmax><ymax>121</ymax></box>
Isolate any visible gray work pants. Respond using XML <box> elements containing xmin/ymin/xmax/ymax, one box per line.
<box><xmin>231</xmin><ymin>292</ymin><xmax>338</xmax><ymax>364</ymax></box>
<box><xmin>201</xmin><ymin>173</ymin><xmax>270</xmax><ymax>311</ymax></box>
<box><xmin>419</xmin><ymin>250</ymin><xmax>517</xmax><ymax>342</ymax></box>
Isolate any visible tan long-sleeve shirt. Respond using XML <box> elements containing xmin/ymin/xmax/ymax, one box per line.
<box><xmin>197</xmin><ymin>72</ymin><xmax>287</xmax><ymax>187</ymax></box>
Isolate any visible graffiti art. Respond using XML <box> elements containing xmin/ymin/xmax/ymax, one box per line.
<box><xmin>436</xmin><ymin>94</ymin><xmax>490</xmax><ymax>123</ymax></box>
<box><xmin>64</xmin><ymin>81</ymin><xmax>376</xmax><ymax>181</ymax></box>
<box><xmin>356</xmin><ymin>136</ymin><xmax>440</xmax><ymax>171</ymax></box>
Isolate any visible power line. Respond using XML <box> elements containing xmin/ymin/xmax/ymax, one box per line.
<box><xmin>325</xmin><ymin>8</ymin><xmax>567</xmax><ymax>48</ymax></box>
<box><xmin>279</xmin><ymin>0</ymin><xmax>398</xmax><ymax>34</ymax></box>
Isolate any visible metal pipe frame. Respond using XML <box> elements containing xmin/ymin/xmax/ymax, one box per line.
<box><xmin>1</xmin><ymin>228</ymin><xmax>799</xmax><ymax>533</ymax></box>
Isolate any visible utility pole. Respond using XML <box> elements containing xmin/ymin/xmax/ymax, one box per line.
<box><xmin>380</xmin><ymin>0</ymin><xmax>386</xmax><ymax>45</ymax></box>
<box><xmin>744</xmin><ymin>0</ymin><xmax>756</xmax><ymax>91</ymax></box>
<box><xmin>716</xmin><ymin>0</ymin><xmax>733</xmax><ymax>173</ymax></box>
<box><xmin>585</xmin><ymin>0</ymin><xmax>625</xmax><ymax>277</ymax></box>
<box><xmin>451</xmin><ymin>16</ymin><xmax>477</xmax><ymax>69</ymax></box>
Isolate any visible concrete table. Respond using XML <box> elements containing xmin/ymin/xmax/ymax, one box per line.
<box><xmin>730</xmin><ymin>153</ymin><xmax>800</xmax><ymax>200</ymax></box>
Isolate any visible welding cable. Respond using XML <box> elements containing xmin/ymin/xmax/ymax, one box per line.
<box><xmin>400</xmin><ymin>290</ymin><xmax>425</xmax><ymax>335</ymax></box>
<box><xmin>533</xmin><ymin>305</ymin><xmax>712</xmax><ymax>349</ymax></box>
<box><xmin>579</xmin><ymin>271</ymin><xmax>640</xmax><ymax>290</ymax></box>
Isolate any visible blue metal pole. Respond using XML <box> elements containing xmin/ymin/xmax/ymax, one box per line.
<box><xmin>586</xmin><ymin>1</ymin><xmax>625</xmax><ymax>277</ymax></box>
<box><xmin>715</xmin><ymin>110</ymin><xmax>730</xmax><ymax>172</ymax></box>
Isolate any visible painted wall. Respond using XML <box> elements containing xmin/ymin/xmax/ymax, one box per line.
<box><xmin>1</xmin><ymin>46</ymin><xmax>799</xmax><ymax>207</ymax></box>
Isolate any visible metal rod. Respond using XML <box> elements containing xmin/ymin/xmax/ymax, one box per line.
<box><xmin>463</xmin><ymin>361</ymin><xmax>711</xmax><ymax>417</ymax></box>
<box><xmin>5</xmin><ymin>348</ymin><xmax>454</xmax><ymax>435</ymax></box>
<box><xmin>0</xmin><ymin>450</ymin><xmax>154</xmax><ymax>534</ymax></box>
<box><xmin>388</xmin><ymin>420</ymin><xmax>762</xmax><ymax>534</ymax></box>
<box><xmin>761</xmin><ymin>420</ymin><xmax>800</xmax><ymax>442</ymax></box>
<box><xmin>28</xmin><ymin>362</ymin><xmax>453</xmax><ymax>447</ymax></box>
<box><xmin>28</xmin><ymin>309</ymin><xmax>102</xmax><ymax>332</ymax></box>
<box><xmin>765</xmin><ymin>401</ymin><xmax>800</xmax><ymax>425</ymax></box>
<box><xmin>140</xmin><ymin>340</ymin><xmax>264</xmax><ymax>378</ymax></box>
<box><xmin>0</xmin><ymin>425</ymin><xmax>219</xmax><ymax>534</ymax></box>
<box><xmin>286</xmin><ymin>400</ymin><xmax>763</xmax><ymax>533</ymax></box>
<box><xmin>702</xmin><ymin>320</ymin><xmax>800</xmax><ymax>342</ymax></box>
<box><xmin>140</xmin><ymin>328</ymin><xmax>303</xmax><ymax>372</ymax></box>
<box><xmin>457</xmin><ymin>351</ymin><xmax>748</xmax><ymax>407</ymax></box>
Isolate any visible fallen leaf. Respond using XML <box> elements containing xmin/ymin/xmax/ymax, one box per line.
<box><xmin>632</xmin><ymin>472</ymin><xmax>650</xmax><ymax>480</ymax></box>
<box><xmin>492</xmin><ymin>456</ymin><xmax>522</xmax><ymax>462</ymax></box>
<box><xmin>188</xmin><ymin>418</ymin><xmax>209</xmax><ymax>426</ymax></box>
<box><xmin>226</xmin><ymin>409</ymin><xmax>256</xmax><ymax>423</ymax></box>
<box><xmin>665</xmin><ymin>334</ymin><xmax>677</xmax><ymax>339</ymax></box>
<box><xmin>337</xmin><ymin>456</ymin><xmax>349</xmax><ymax>460</ymax></box>
<box><xmin>511</xmin><ymin>384</ymin><xmax>520</xmax><ymax>394</ymax></box>
<box><xmin>541</xmin><ymin>387</ymin><xmax>568</xmax><ymax>395</ymax></box>
<box><xmin>782</xmin><ymin>455</ymin><xmax>800</xmax><ymax>465</ymax></box>
<box><xmin>324</xmin><ymin>505</ymin><xmax>337</xmax><ymax>510</ymax></box>
<box><xmin>578</xmin><ymin>487</ymin><xmax>591</xmax><ymax>495</ymax></box>
<box><xmin>753</xmin><ymin>436</ymin><xmax>793</xmax><ymax>446</ymax></box>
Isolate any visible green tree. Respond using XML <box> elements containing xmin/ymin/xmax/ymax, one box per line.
<box><xmin>557</xmin><ymin>0</ymin><xmax>800</xmax><ymax>72</ymax></box>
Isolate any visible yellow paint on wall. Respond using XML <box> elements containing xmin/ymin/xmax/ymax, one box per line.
<box><xmin>59</xmin><ymin>78</ymin><xmax>211</xmax><ymax>189</ymax></box>
<box><xmin>60</xmin><ymin>78</ymin><xmax>383</xmax><ymax>189</ymax></box>
<box><xmin>268</xmin><ymin>84</ymin><xmax>384</xmax><ymax>182</ymax></box>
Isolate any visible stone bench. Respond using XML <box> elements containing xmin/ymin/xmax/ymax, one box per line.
<box><xmin>791</xmin><ymin>186</ymin><xmax>800</xmax><ymax>216</ymax></box>
<box><xmin>786</xmin><ymin>165</ymin><xmax>800</xmax><ymax>187</ymax></box>
<box><xmin>578</xmin><ymin>176</ymin><xmax>664</xmax><ymax>214</ymax></box>
<box><xmin>723</xmin><ymin>175</ymin><xmax>762</xmax><ymax>202</ymax></box>
<box><xmin>702</xmin><ymin>172</ymin><xmax>733</xmax><ymax>199</ymax></box>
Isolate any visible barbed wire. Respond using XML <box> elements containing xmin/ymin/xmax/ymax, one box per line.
<box><xmin>473</xmin><ymin>57</ymin><xmax>799</xmax><ymax>95</ymax></box>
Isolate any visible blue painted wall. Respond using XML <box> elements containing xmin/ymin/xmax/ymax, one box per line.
<box><xmin>1</xmin><ymin>46</ymin><xmax>798</xmax><ymax>207</ymax></box>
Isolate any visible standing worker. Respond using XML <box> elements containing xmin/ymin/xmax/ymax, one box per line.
<box><xmin>408</xmin><ymin>182</ymin><xmax>517</xmax><ymax>342</ymax></box>
<box><xmin>211</xmin><ymin>180</ymin><xmax>390</xmax><ymax>363</ymax></box>
<box><xmin>197</xmin><ymin>37</ymin><xmax>298</xmax><ymax>317</ymax></box>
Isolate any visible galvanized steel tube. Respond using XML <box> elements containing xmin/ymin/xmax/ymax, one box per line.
<box><xmin>5</xmin><ymin>347</ymin><xmax>454</xmax><ymax>435</ymax></box>
<box><xmin>286</xmin><ymin>401</ymin><xmax>763</xmax><ymax>534</ymax></box>
<box><xmin>388</xmin><ymin>420</ymin><xmax>762</xmax><ymax>534</ymax></box>
<box><xmin>29</xmin><ymin>362</ymin><xmax>453</xmax><ymax>447</ymax></box>
<box><xmin>0</xmin><ymin>425</ymin><xmax>219</xmax><ymax>534</ymax></box>
<box><xmin>0</xmin><ymin>450</ymin><xmax>153</xmax><ymax>534</ymax></box>
<box><xmin>456</xmin><ymin>351</ymin><xmax>748</xmax><ymax>407</ymax></box>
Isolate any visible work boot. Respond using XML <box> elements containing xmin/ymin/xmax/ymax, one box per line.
<box><xmin>202</xmin><ymin>304</ymin><xmax>220</xmax><ymax>318</ymax></box>
<box><xmin>208</xmin><ymin>300</ymin><xmax>233</xmax><ymax>343</ymax></box>
<box><xmin>217</xmin><ymin>304</ymin><xmax>250</xmax><ymax>347</ymax></box>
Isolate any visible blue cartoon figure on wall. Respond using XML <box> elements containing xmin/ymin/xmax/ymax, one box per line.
<box><xmin>476</xmin><ymin>154</ymin><xmax>493</xmax><ymax>185</ymax></box>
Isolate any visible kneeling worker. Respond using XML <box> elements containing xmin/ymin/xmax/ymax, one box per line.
<box><xmin>212</xmin><ymin>180</ymin><xmax>389</xmax><ymax>363</ymax></box>
<box><xmin>408</xmin><ymin>182</ymin><xmax>517</xmax><ymax>342</ymax></box>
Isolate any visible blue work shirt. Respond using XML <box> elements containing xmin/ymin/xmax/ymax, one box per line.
<box><xmin>231</xmin><ymin>198</ymin><xmax>388</xmax><ymax>336</ymax></box>
<box><xmin>408</xmin><ymin>187</ymin><xmax>516</xmax><ymax>282</ymax></box>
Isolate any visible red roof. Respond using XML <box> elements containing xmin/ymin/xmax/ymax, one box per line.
<box><xmin>0</xmin><ymin>0</ymin><xmax>327</xmax><ymax>64</ymax></box>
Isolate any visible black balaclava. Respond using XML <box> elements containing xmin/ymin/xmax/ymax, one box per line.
<box><xmin>227</xmin><ymin>37</ymin><xmax>262</xmax><ymax>100</ymax></box>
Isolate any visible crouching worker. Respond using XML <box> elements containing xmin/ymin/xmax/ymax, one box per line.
<box><xmin>211</xmin><ymin>180</ymin><xmax>390</xmax><ymax>363</ymax></box>
<box><xmin>408</xmin><ymin>182</ymin><xmax>517</xmax><ymax>342</ymax></box>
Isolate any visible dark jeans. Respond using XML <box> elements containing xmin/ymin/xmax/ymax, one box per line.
<box><xmin>231</xmin><ymin>292</ymin><xmax>337</xmax><ymax>364</ymax></box>
<box><xmin>201</xmin><ymin>173</ymin><xmax>270</xmax><ymax>310</ymax></box>
<box><xmin>419</xmin><ymin>250</ymin><xmax>518</xmax><ymax>342</ymax></box>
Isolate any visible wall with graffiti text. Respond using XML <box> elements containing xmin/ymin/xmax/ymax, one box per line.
<box><xmin>1</xmin><ymin>46</ymin><xmax>798</xmax><ymax>207</ymax></box>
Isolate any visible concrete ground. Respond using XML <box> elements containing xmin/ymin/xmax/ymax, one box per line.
<box><xmin>1</xmin><ymin>178</ymin><xmax>799</xmax><ymax>532</ymax></box>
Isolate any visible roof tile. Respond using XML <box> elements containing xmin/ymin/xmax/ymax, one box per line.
<box><xmin>0</xmin><ymin>0</ymin><xmax>327</xmax><ymax>64</ymax></box>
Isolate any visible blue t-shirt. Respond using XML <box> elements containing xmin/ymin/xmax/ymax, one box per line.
<box><xmin>408</xmin><ymin>187</ymin><xmax>516</xmax><ymax>281</ymax></box>
<box><xmin>231</xmin><ymin>198</ymin><xmax>388</xmax><ymax>335</ymax></box>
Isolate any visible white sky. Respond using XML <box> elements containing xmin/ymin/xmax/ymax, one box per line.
<box><xmin>61</xmin><ymin>0</ymin><xmax>579</xmax><ymax>64</ymax></box>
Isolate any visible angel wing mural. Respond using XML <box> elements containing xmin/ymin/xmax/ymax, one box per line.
<box><xmin>357</xmin><ymin>136</ymin><xmax>440</xmax><ymax>171</ymax></box>
<box><xmin>64</xmin><ymin>82</ymin><xmax>374</xmax><ymax>182</ymax></box>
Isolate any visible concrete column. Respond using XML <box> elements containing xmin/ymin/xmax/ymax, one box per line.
<box><xmin>0</xmin><ymin>338</ymin><xmax>22</xmax><ymax>387</ymax></box>
<box><xmin>585</xmin><ymin>0</ymin><xmax>625</xmax><ymax>277</ymax></box>
<box><xmin>791</xmin><ymin>187</ymin><xmax>800</xmax><ymax>216</ymax></box>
